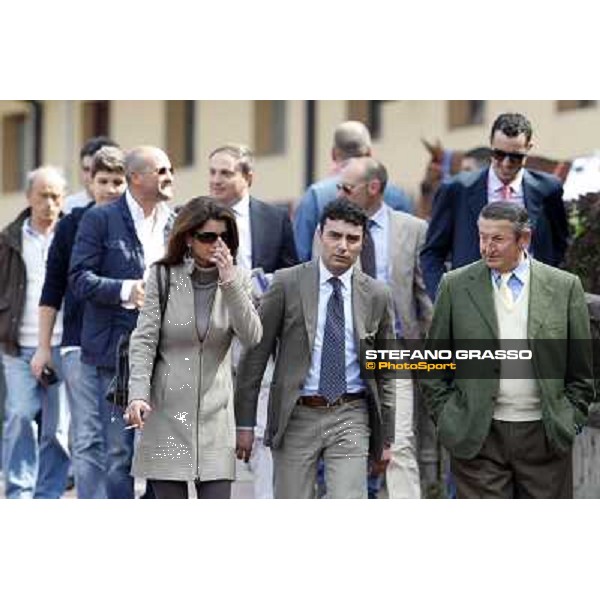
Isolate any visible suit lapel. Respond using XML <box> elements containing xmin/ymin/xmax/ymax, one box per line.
<box><xmin>527</xmin><ymin>259</ymin><xmax>552</xmax><ymax>338</ymax></box>
<box><xmin>467</xmin><ymin>169</ymin><xmax>489</xmax><ymax>222</ymax></box>
<box><xmin>248</xmin><ymin>198</ymin><xmax>261</xmax><ymax>268</ymax></box>
<box><xmin>522</xmin><ymin>170</ymin><xmax>542</xmax><ymax>230</ymax></box>
<box><xmin>299</xmin><ymin>261</ymin><xmax>320</xmax><ymax>348</ymax></box>
<box><xmin>387</xmin><ymin>208</ymin><xmax>405</xmax><ymax>280</ymax></box>
<box><xmin>351</xmin><ymin>267</ymin><xmax>369</xmax><ymax>346</ymax></box>
<box><xmin>117</xmin><ymin>194</ymin><xmax>145</xmax><ymax>270</ymax></box>
<box><xmin>464</xmin><ymin>261</ymin><xmax>498</xmax><ymax>338</ymax></box>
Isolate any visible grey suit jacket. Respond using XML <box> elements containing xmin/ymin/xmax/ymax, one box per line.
<box><xmin>385</xmin><ymin>208</ymin><xmax>432</xmax><ymax>339</ymax></box>
<box><xmin>312</xmin><ymin>206</ymin><xmax>432</xmax><ymax>339</ymax></box>
<box><xmin>235</xmin><ymin>260</ymin><xmax>397</xmax><ymax>459</ymax></box>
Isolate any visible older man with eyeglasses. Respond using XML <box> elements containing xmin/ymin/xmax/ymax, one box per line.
<box><xmin>421</xmin><ymin>112</ymin><xmax>568</xmax><ymax>301</ymax></box>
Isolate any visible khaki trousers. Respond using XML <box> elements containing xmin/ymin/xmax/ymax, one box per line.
<box><xmin>272</xmin><ymin>399</ymin><xmax>370</xmax><ymax>499</ymax></box>
<box><xmin>386</xmin><ymin>378</ymin><xmax>421</xmax><ymax>498</ymax></box>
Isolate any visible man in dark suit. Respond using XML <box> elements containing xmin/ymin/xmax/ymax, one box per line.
<box><xmin>235</xmin><ymin>199</ymin><xmax>396</xmax><ymax>499</ymax></box>
<box><xmin>209</xmin><ymin>143</ymin><xmax>298</xmax><ymax>498</ymax></box>
<box><xmin>208</xmin><ymin>143</ymin><xmax>297</xmax><ymax>273</ymax></box>
<box><xmin>420</xmin><ymin>202</ymin><xmax>594</xmax><ymax>498</ymax></box>
<box><xmin>421</xmin><ymin>112</ymin><xmax>568</xmax><ymax>300</ymax></box>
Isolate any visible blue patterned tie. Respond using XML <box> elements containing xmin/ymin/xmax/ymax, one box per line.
<box><xmin>318</xmin><ymin>277</ymin><xmax>347</xmax><ymax>403</ymax></box>
<box><xmin>360</xmin><ymin>220</ymin><xmax>376</xmax><ymax>278</ymax></box>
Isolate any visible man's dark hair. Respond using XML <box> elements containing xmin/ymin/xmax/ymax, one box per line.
<box><xmin>464</xmin><ymin>146</ymin><xmax>492</xmax><ymax>167</ymax></box>
<box><xmin>80</xmin><ymin>136</ymin><xmax>119</xmax><ymax>161</ymax></box>
<box><xmin>319</xmin><ymin>198</ymin><xmax>368</xmax><ymax>234</ymax></box>
<box><xmin>479</xmin><ymin>201</ymin><xmax>530</xmax><ymax>237</ymax></box>
<box><xmin>209</xmin><ymin>144</ymin><xmax>254</xmax><ymax>177</ymax></box>
<box><xmin>91</xmin><ymin>146</ymin><xmax>125</xmax><ymax>178</ymax></box>
<box><xmin>490</xmin><ymin>113</ymin><xmax>533</xmax><ymax>144</ymax></box>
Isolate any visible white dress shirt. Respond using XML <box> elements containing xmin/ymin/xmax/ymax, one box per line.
<box><xmin>120</xmin><ymin>190</ymin><xmax>172</xmax><ymax>307</ymax></box>
<box><xmin>19</xmin><ymin>219</ymin><xmax>63</xmax><ymax>347</ymax></box>
<box><xmin>301</xmin><ymin>260</ymin><xmax>364</xmax><ymax>395</ymax></box>
<box><xmin>230</xmin><ymin>194</ymin><xmax>252</xmax><ymax>270</ymax></box>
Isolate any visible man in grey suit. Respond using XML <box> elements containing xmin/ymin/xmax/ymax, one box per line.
<box><xmin>420</xmin><ymin>202</ymin><xmax>594</xmax><ymax>498</ymax></box>
<box><xmin>335</xmin><ymin>157</ymin><xmax>433</xmax><ymax>498</ymax></box>
<box><xmin>235</xmin><ymin>199</ymin><xmax>396</xmax><ymax>498</ymax></box>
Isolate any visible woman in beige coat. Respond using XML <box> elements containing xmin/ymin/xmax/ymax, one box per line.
<box><xmin>126</xmin><ymin>197</ymin><xmax>262</xmax><ymax>499</ymax></box>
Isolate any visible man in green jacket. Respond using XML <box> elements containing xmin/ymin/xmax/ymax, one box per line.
<box><xmin>419</xmin><ymin>201</ymin><xmax>594</xmax><ymax>498</ymax></box>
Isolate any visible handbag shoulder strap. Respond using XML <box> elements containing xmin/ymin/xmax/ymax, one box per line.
<box><xmin>155</xmin><ymin>263</ymin><xmax>171</xmax><ymax>318</ymax></box>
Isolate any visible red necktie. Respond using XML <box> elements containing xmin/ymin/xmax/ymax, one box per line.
<box><xmin>502</xmin><ymin>185</ymin><xmax>512</xmax><ymax>201</ymax></box>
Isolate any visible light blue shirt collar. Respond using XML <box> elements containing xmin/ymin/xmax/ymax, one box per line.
<box><xmin>491</xmin><ymin>252</ymin><xmax>530</xmax><ymax>286</ymax></box>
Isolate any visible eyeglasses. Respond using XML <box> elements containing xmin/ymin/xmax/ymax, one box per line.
<box><xmin>491</xmin><ymin>149</ymin><xmax>527</xmax><ymax>164</ymax></box>
<box><xmin>336</xmin><ymin>181</ymin><xmax>365</xmax><ymax>195</ymax></box>
<box><xmin>191</xmin><ymin>231</ymin><xmax>231</xmax><ymax>244</ymax></box>
<box><xmin>141</xmin><ymin>166</ymin><xmax>175</xmax><ymax>176</ymax></box>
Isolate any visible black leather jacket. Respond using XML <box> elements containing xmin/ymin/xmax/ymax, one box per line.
<box><xmin>0</xmin><ymin>208</ymin><xmax>30</xmax><ymax>356</ymax></box>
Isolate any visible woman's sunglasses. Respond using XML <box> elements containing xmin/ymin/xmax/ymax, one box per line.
<box><xmin>191</xmin><ymin>231</ymin><xmax>231</xmax><ymax>244</ymax></box>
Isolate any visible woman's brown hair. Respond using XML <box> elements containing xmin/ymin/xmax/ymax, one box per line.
<box><xmin>159</xmin><ymin>196</ymin><xmax>239</xmax><ymax>266</ymax></box>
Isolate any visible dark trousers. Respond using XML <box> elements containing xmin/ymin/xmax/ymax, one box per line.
<box><xmin>450</xmin><ymin>420</ymin><xmax>573</xmax><ymax>499</ymax></box>
<box><xmin>149</xmin><ymin>479</ymin><xmax>232</xmax><ymax>499</ymax></box>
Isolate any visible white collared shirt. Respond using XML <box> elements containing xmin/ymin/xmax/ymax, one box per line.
<box><xmin>230</xmin><ymin>193</ymin><xmax>252</xmax><ymax>270</ymax></box>
<box><xmin>19</xmin><ymin>219</ymin><xmax>63</xmax><ymax>347</ymax></box>
<box><xmin>301</xmin><ymin>260</ymin><xmax>364</xmax><ymax>395</ymax></box>
<box><xmin>487</xmin><ymin>167</ymin><xmax>525</xmax><ymax>205</ymax></box>
<box><xmin>120</xmin><ymin>190</ymin><xmax>172</xmax><ymax>306</ymax></box>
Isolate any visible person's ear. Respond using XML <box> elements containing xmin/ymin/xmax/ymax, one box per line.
<box><xmin>519</xmin><ymin>229</ymin><xmax>532</xmax><ymax>250</ymax></box>
<box><xmin>367</xmin><ymin>178</ymin><xmax>380</xmax><ymax>196</ymax></box>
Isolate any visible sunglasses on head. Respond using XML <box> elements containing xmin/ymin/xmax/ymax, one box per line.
<box><xmin>191</xmin><ymin>231</ymin><xmax>231</xmax><ymax>244</ymax></box>
<box><xmin>491</xmin><ymin>148</ymin><xmax>527</xmax><ymax>164</ymax></box>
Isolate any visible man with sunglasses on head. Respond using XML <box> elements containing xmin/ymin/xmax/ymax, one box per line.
<box><xmin>421</xmin><ymin>112</ymin><xmax>568</xmax><ymax>300</ymax></box>
<box><xmin>69</xmin><ymin>146</ymin><xmax>174</xmax><ymax>498</ymax></box>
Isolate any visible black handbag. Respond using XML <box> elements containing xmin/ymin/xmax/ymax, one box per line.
<box><xmin>105</xmin><ymin>263</ymin><xmax>171</xmax><ymax>408</ymax></box>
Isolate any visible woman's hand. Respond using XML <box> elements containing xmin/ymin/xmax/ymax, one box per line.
<box><xmin>125</xmin><ymin>399</ymin><xmax>152</xmax><ymax>430</ymax></box>
<box><xmin>212</xmin><ymin>238</ymin><xmax>235</xmax><ymax>284</ymax></box>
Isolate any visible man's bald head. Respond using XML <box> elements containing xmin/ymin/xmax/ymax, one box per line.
<box><xmin>125</xmin><ymin>146</ymin><xmax>168</xmax><ymax>183</ymax></box>
<box><xmin>332</xmin><ymin>121</ymin><xmax>372</xmax><ymax>162</ymax></box>
<box><xmin>125</xmin><ymin>146</ymin><xmax>174</xmax><ymax>203</ymax></box>
<box><xmin>25</xmin><ymin>165</ymin><xmax>66</xmax><ymax>229</ymax></box>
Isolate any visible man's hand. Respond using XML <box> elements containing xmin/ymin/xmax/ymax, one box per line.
<box><xmin>370</xmin><ymin>445</ymin><xmax>392</xmax><ymax>478</ymax></box>
<box><xmin>30</xmin><ymin>347</ymin><xmax>52</xmax><ymax>380</ymax></box>
<box><xmin>125</xmin><ymin>399</ymin><xmax>152</xmax><ymax>430</ymax></box>
<box><xmin>129</xmin><ymin>280</ymin><xmax>145</xmax><ymax>308</ymax></box>
<box><xmin>236</xmin><ymin>429</ymin><xmax>255</xmax><ymax>463</ymax></box>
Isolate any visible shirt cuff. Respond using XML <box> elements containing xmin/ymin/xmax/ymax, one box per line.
<box><xmin>121</xmin><ymin>280</ymin><xmax>137</xmax><ymax>307</ymax></box>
